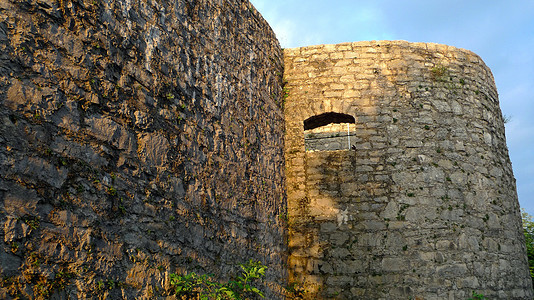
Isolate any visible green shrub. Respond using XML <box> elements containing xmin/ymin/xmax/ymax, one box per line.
<box><xmin>170</xmin><ymin>260</ymin><xmax>266</xmax><ymax>300</ymax></box>
<box><xmin>467</xmin><ymin>291</ymin><xmax>485</xmax><ymax>300</ymax></box>
<box><xmin>522</xmin><ymin>209</ymin><xmax>534</xmax><ymax>285</ymax></box>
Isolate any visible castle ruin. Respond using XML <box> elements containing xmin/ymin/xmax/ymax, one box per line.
<box><xmin>0</xmin><ymin>0</ymin><xmax>532</xmax><ymax>299</ymax></box>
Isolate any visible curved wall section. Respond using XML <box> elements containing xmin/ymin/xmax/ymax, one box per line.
<box><xmin>284</xmin><ymin>41</ymin><xmax>533</xmax><ymax>299</ymax></box>
<box><xmin>0</xmin><ymin>0</ymin><xmax>286</xmax><ymax>298</ymax></box>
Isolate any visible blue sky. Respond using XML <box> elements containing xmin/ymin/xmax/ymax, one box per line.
<box><xmin>250</xmin><ymin>0</ymin><xmax>534</xmax><ymax>216</ymax></box>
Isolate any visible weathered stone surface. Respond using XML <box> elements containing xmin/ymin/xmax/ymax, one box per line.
<box><xmin>86</xmin><ymin>115</ymin><xmax>137</xmax><ymax>154</ymax></box>
<box><xmin>285</xmin><ymin>41</ymin><xmax>532</xmax><ymax>299</ymax></box>
<box><xmin>137</xmin><ymin>133</ymin><xmax>170</xmax><ymax>169</ymax></box>
<box><xmin>0</xmin><ymin>0</ymin><xmax>286</xmax><ymax>298</ymax></box>
<box><xmin>50</xmin><ymin>137</ymin><xmax>107</xmax><ymax>168</ymax></box>
<box><xmin>1</xmin><ymin>1</ymin><xmax>531</xmax><ymax>299</ymax></box>
<box><xmin>6</xmin><ymin>157</ymin><xmax>68</xmax><ymax>189</ymax></box>
<box><xmin>0</xmin><ymin>250</ymin><xmax>22</xmax><ymax>277</ymax></box>
<box><xmin>1</xmin><ymin>181</ymin><xmax>40</xmax><ymax>217</ymax></box>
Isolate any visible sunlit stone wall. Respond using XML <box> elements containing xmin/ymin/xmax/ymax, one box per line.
<box><xmin>0</xmin><ymin>0</ymin><xmax>286</xmax><ymax>298</ymax></box>
<box><xmin>284</xmin><ymin>40</ymin><xmax>533</xmax><ymax>299</ymax></box>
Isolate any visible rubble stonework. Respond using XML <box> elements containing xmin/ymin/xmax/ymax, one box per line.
<box><xmin>283</xmin><ymin>41</ymin><xmax>533</xmax><ymax>299</ymax></box>
<box><xmin>0</xmin><ymin>0</ymin><xmax>286</xmax><ymax>298</ymax></box>
<box><xmin>1</xmin><ymin>0</ymin><xmax>532</xmax><ymax>298</ymax></box>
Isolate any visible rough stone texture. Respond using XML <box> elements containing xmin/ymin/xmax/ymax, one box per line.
<box><xmin>0</xmin><ymin>0</ymin><xmax>286</xmax><ymax>298</ymax></box>
<box><xmin>284</xmin><ymin>41</ymin><xmax>533</xmax><ymax>299</ymax></box>
<box><xmin>1</xmin><ymin>1</ymin><xmax>531</xmax><ymax>298</ymax></box>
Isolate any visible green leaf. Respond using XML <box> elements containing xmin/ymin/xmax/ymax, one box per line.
<box><xmin>169</xmin><ymin>261</ymin><xmax>267</xmax><ymax>299</ymax></box>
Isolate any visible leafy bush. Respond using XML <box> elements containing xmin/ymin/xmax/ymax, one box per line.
<box><xmin>170</xmin><ymin>260</ymin><xmax>266</xmax><ymax>300</ymax></box>
<box><xmin>522</xmin><ymin>209</ymin><xmax>534</xmax><ymax>285</ymax></box>
<box><xmin>467</xmin><ymin>291</ymin><xmax>485</xmax><ymax>300</ymax></box>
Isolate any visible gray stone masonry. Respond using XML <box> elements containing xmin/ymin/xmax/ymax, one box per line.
<box><xmin>284</xmin><ymin>41</ymin><xmax>533</xmax><ymax>299</ymax></box>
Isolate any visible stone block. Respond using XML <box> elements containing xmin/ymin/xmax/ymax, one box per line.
<box><xmin>330</xmin><ymin>232</ymin><xmax>350</xmax><ymax>246</ymax></box>
<box><xmin>320</xmin><ymin>222</ymin><xmax>337</xmax><ymax>233</ymax></box>
<box><xmin>436</xmin><ymin>263</ymin><xmax>468</xmax><ymax>278</ymax></box>
<box><xmin>325</xmin><ymin>275</ymin><xmax>353</xmax><ymax>286</ymax></box>
<box><xmin>86</xmin><ymin>115</ymin><xmax>137</xmax><ymax>153</ymax></box>
<box><xmin>137</xmin><ymin>133</ymin><xmax>170</xmax><ymax>169</ymax></box>
<box><xmin>11</xmin><ymin>156</ymin><xmax>67</xmax><ymax>188</ymax></box>
<box><xmin>335</xmin><ymin>259</ymin><xmax>366</xmax><ymax>274</ymax></box>
<box><xmin>2</xmin><ymin>182</ymin><xmax>39</xmax><ymax>216</ymax></box>
<box><xmin>50</xmin><ymin>137</ymin><xmax>107</xmax><ymax>168</ymax></box>
<box><xmin>330</xmin><ymin>247</ymin><xmax>351</xmax><ymax>258</ymax></box>
<box><xmin>0</xmin><ymin>250</ymin><xmax>22</xmax><ymax>277</ymax></box>
<box><xmin>319</xmin><ymin>261</ymin><xmax>334</xmax><ymax>274</ymax></box>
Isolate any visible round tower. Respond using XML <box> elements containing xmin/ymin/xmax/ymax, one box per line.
<box><xmin>283</xmin><ymin>40</ymin><xmax>533</xmax><ymax>299</ymax></box>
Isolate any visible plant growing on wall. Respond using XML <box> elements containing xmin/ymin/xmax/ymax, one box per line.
<box><xmin>522</xmin><ymin>209</ymin><xmax>534</xmax><ymax>285</ymax></box>
<box><xmin>170</xmin><ymin>260</ymin><xmax>267</xmax><ymax>299</ymax></box>
<box><xmin>430</xmin><ymin>64</ymin><xmax>448</xmax><ymax>81</ymax></box>
<box><xmin>285</xmin><ymin>282</ymin><xmax>307</xmax><ymax>299</ymax></box>
<box><xmin>467</xmin><ymin>291</ymin><xmax>485</xmax><ymax>300</ymax></box>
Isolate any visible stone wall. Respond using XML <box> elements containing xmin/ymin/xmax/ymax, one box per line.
<box><xmin>0</xmin><ymin>0</ymin><xmax>286</xmax><ymax>298</ymax></box>
<box><xmin>284</xmin><ymin>41</ymin><xmax>533</xmax><ymax>299</ymax></box>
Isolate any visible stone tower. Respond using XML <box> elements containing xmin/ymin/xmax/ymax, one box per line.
<box><xmin>284</xmin><ymin>41</ymin><xmax>533</xmax><ymax>299</ymax></box>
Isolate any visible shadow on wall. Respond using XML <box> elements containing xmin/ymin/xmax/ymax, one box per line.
<box><xmin>287</xmin><ymin>109</ymin><xmax>388</xmax><ymax>298</ymax></box>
